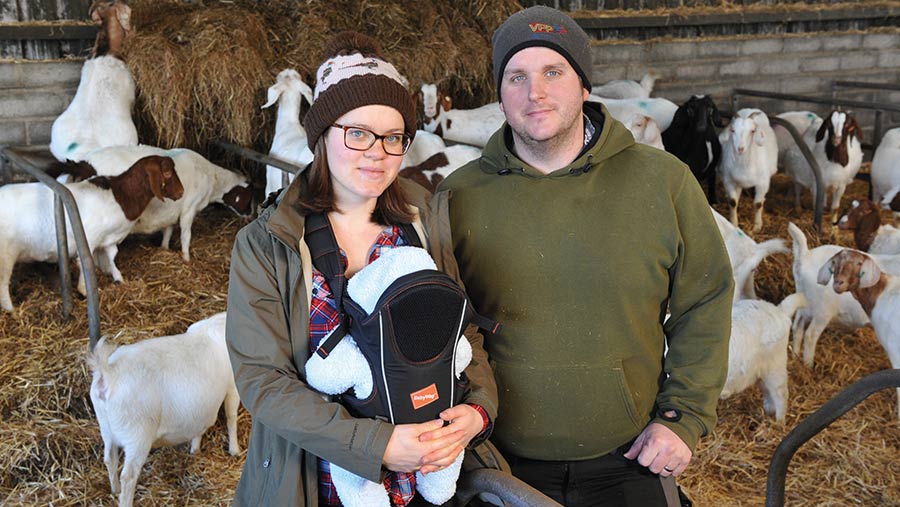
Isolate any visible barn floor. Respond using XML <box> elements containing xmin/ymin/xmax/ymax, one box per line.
<box><xmin>1</xmin><ymin>172</ymin><xmax>899</xmax><ymax>506</ymax></box>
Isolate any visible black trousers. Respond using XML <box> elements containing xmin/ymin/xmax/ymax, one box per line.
<box><xmin>506</xmin><ymin>452</ymin><xmax>682</xmax><ymax>507</ymax></box>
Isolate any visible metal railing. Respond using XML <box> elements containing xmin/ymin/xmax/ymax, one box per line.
<box><xmin>766</xmin><ymin>369</ymin><xmax>900</xmax><ymax>507</ymax></box>
<box><xmin>0</xmin><ymin>147</ymin><xmax>101</xmax><ymax>349</ymax></box>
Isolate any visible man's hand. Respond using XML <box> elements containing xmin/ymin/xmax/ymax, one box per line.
<box><xmin>623</xmin><ymin>422</ymin><xmax>692</xmax><ymax>477</ymax></box>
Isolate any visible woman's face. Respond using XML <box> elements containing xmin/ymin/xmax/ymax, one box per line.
<box><xmin>325</xmin><ymin>104</ymin><xmax>406</xmax><ymax>209</ymax></box>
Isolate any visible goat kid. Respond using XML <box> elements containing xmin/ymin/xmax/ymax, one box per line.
<box><xmin>591</xmin><ymin>73</ymin><xmax>656</xmax><ymax>99</ymax></box>
<box><xmin>718</xmin><ymin>108</ymin><xmax>778</xmax><ymax>232</ymax></box>
<box><xmin>50</xmin><ymin>54</ymin><xmax>138</xmax><ymax>163</ymax></box>
<box><xmin>423</xmin><ymin>95</ymin><xmax>505</xmax><ymax>148</ymax></box>
<box><xmin>0</xmin><ymin>156</ymin><xmax>183</xmax><ymax>311</ymax></box>
<box><xmin>662</xmin><ymin>95</ymin><xmax>725</xmax><ymax>204</ymax></box>
<box><xmin>782</xmin><ymin>110</ymin><xmax>864</xmax><ymax>223</ymax></box>
<box><xmin>721</xmin><ymin>249</ymin><xmax>806</xmax><ymax>421</ymax></box>
<box><xmin>76</xmin><ymin>146</ymin><xmax>252</xmax><ymax>262</ymax></box>
<box><xmin>871</xmin><ymin>127</ymin><xmax>900</xmax><ymax>212</ymax></box>
<box><xmin>87</xmin><ymin>312</ymin><xmax>240</xmax><ymax>507</ymax></box>
<box><xmin>262</xmin><ymin>69</ymin><xmax>314</xmax><ymax>196</ymax></box>
<box><xmin>712</xmin><ymin>207</ymin><xmax>788</xmax><ymax>301</ymax></box>
<box><xmin>817</xmin><ymin>249</ymin><xmax>900</xmax><ymax>422</ymax></box>
<box><xmin>837</xmin><ymin>199</ymin><xmax>900</xmax><ymax>254</ymax></box>
<box><xmin>89</xmin><ymin>0</ymin><xmax>131</xmax><ymax>58</ymax></box>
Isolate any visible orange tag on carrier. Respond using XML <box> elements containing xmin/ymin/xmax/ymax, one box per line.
<box><xmin>410</xmin><ymin>383</ymin><xmax>440</xmax><ymax>410</ymax></box>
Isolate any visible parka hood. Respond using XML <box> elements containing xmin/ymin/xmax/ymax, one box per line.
<box><xmin>477</xmin><ymin>101</ymin><xmax>636</xmax><ymax>178</ymax></box>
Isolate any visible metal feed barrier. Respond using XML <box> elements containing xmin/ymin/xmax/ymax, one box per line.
<box><xmin>0</xmin><ymin>146</ymin><xmax>102</xmax><ymax>349</ymax></box>
<box><xmin>732</xmin><ymin>88</ymin><xmax>900</xmax><ymax>231</ymax></box>
<box><xmin>766</xmin><ymin>369</ymin><xmax>900</xmax><ymax>507</ymax></box>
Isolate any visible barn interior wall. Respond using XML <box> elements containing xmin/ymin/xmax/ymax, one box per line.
<box><xmin>1</xmin><ymin>29</ymin><xmax>898</xmax><ymax>149</ymax></box>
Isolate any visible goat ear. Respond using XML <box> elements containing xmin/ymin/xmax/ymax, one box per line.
<box><xmin>262</xmin><ymin>83</ymin><xmax>283</xmax><ymax>109</ymax></box>
<box><xmin>90</xmin><ymin>2</ymin><xmax>104</xmax><ymax>24</ymax></box>
<box><xmin>815</xmin><ymin>119</ymin><xmax>829</xmax><ymax>143</ymax></box>
<box><xmin>848</xmin><ymin>119</ymin><xmax>863</xmax><ymax>142</ymax></box>
<box><xmin>817</xmin><ymin>255</ymin><xmax>838</xmax><ymax>286</ymax></box>
<box><xmin>116</xmin><ymin>3</ymin><xmax>132</xmax><ymax>32</ymax></box>
<box><xmin>858</xmin><ymin>257</ymin><xmax>882</xmax><ymax>289</ymax></box>
<box><xmin>753</xmin><ymin>127</ymin><xmax>766</xmax><ymax>147</ymax></box>
<box><xmin>144</xmin><ymin>159</ymin><xmax>166</xmax><ymax>202</ymax></box>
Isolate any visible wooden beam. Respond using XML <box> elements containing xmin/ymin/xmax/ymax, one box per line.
<box><xmin>0</xmin><ymin>24</ymin><xmax>95</xmax><ymax>40</ymax></box>
<box><xmin>575</xmin><ymin>6</ymin><xmax>899</xmax><ymax>30</ymax></box>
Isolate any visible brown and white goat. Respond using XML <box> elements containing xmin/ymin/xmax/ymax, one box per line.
<box><xmin>818</xmin><ymin>249</ymin><xmax>900</xmax><ymax>421</ymax></box>
<box><xmin>782</xmin><ymin>110</ymin><xmax>864</xmax><ymax>223</ymax></box>
<box><xmin>90</xmin><ymin>0</ymin><xmax>132</xmax><ymax>59</ymax></box>
<box><xmin>0</xmin><ymin>155</ymin><xmax>183</xmax><ymax>311</ymax></box>
<box><xmin>837</xmin><ymin>199</ymin><xmax>900</xmax><ymax>254</ymax></box>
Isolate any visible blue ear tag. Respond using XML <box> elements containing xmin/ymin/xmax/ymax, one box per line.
<box><xmin>859</xmin><ymin>271</ymin><xmax>865</xmax><ymax>279</ymax></box>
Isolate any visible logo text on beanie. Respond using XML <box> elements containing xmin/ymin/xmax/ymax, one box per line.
<box><xmin>410</xmin><ymin>383</ymin><xmax>440</xmax><ymax>410</ymax></box>
<box><xmin>529</xmin><ymin>22</ymin><xmax>569</xmax><ymax>35</ymax></box>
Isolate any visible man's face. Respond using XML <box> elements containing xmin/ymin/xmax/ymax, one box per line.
<box><xmin>499</xmin><ymin>46</ymin><xmax>589</xmax><ymax>149</ymax></box>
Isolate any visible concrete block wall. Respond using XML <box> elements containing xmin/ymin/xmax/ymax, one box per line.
<box><xmin>591</xmin><ymin>30</ymin><xmax>900</xmax><ymax>141</ymax></box>
<box><xmin>0</xmin><ymin>60</ymin><xmax>82</xmax><ymax>147</ymax></box>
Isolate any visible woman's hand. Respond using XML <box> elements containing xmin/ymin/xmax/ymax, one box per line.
<box><xmin>416</xmin><ymin>405</ymin><xmax>484</xmax><ymax>475</ymax></box>
<box><xmin>383</xmin><ymin>419</ymin><xmax>457</xmax><ymax>473</ymax></box>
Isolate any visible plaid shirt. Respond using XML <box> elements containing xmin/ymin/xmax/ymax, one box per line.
<box><xmin>309</xmin><ymin>226</ymin><xmax>491</xmax><ymax>507</ymax></box>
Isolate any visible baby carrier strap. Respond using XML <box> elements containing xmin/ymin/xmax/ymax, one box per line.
<box><xmin>305</xmin><ymin>212</ymin><xmax>422</xmax><ymax>359</ymax></box>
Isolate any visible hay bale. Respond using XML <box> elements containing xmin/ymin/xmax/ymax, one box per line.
<box><xmin>122</xmin><ymin>0</ymin><xmax>521</xmax><ymax>154</ymax></box>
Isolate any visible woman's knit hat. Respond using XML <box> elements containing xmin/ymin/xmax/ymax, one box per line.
<box><xmin>492</xmin><ymin>6</ymin><xmax>592</xmax><ymax>95</ymax></box>
<box><xmin>303</xmin><ymin>31</ymin><xmax>416</xmax><ymax>150</ymax></box>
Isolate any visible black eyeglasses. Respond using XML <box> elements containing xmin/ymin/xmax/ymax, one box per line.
<box><xmin>331</xmin><ymin>123</ymin><xmax>411</xmax><ymax>156</ymax></box>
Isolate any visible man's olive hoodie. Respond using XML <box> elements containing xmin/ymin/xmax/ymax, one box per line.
<box><xmin>436</xmin><ymin>102</ymin><xmax>733</xmax><ymax>460</ymax></box>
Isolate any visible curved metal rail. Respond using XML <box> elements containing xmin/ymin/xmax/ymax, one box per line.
<box><xmin>766</xmin><ymin>369</ymin><xmax>900</xmax><ymax>507</ymax></box>
<box><xmin>0</xmin><ymin>147</ymin><xmax>101</xmax><ymax>349</ymax></box>
<box><xmin>766</xmin><ymin>116</ymin><xmax>825</xmax><ymax>231</ymax></box>
<box><xmin>457</xmin><ymin>468</ymin><xmax>563</xmax><ymax>507</ymax></box>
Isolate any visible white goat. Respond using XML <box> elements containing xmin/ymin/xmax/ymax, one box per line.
<box><xmin>871</xmin><ymin>127</ymin><xmax>900</xmax><ymax>212</ymax></box>
<box><xmin>87</xmin><ymin>312</ymin><xmax>240</xmax><ymax>507</ymax></box>
<box><xmin>622</xmin><ymin>113</ymin><xmax>664</xmax><ymax>150</ymax></box>
<box><xmin>590</xmin><ymin>96</ymin><xmax>679</xmax><ymax>132</ymax></box>
<box><xmin>0</xmin><ymin>156</ymin><xmax>183</xmax><ymax>311</ymax></box>
<box><xmin>721</xmin><ymin>250</ymin><xmax>806</xmax><ymax>422</ymax></box>
<box><xmin>787</xmin><ymin>222</ymin><xmax>900</xmax><ymax>367</ymax></box>
<box><xmin>423</xmin><ymin>96</ymin><xmax>505</xmax><ymax>148</ymax></box>
<box><xmin>78</xmin><ymin>145</ymin><xmax>251</xmax><ymax>262</ymax></box>
<box><xmin>781</xmin><ymin>110</ymin><xmax>864</xmax><ymax>223</ymax></box>
<box><xmin>711</xmin><ymin>207</ymin><xmax>788</xmax><ymax>301</ymax></box>
<box><xmin>817</xmin><ymin>249</ymin><xmax>900</xmax><ymax>422</ymax></box>
<box><xmin>50</xmin><ymin>55</ymin><xmax>138</xmax><ymax>162</ymax></box>
<box><xmin>773</xmin><ymin>110</ymin><xmax>820</xmax><ymax>168</ymax></box>
<box><xmin>718</xmin><ymin>108</ymin><xmax>778</xmax><ymax>233</ymax></box>
<box><xmin>261</xmin><ymin>69</ymin><xmax>314</xmax><ymax>196</ymax></box>
<box><xmin>591</xmin><ymin>73</ymin><xmax>656</xmax><ymax>99</ymax></box>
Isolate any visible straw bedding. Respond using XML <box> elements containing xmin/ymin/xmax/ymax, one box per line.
<box><xmin>2</xmin><ymin>173</ymin><xmax>898</xmax><ymax>506</ymax></box>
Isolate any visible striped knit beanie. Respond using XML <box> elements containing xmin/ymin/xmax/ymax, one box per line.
<box><xmin>303</xmin><ymin>31</ymin><xmax>416</xmax><ymax>150</ymax></box>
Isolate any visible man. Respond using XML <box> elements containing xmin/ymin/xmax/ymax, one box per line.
<box><xmin>435</xmin><ymin>6</ymin><xmax>733</xmax><ymax>507</ymax></box>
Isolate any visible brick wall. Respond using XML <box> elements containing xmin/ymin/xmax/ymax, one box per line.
<box><xmin>0</xmin><ymin>60</ymin><xmax>81</xmax><ymax>147</ymax></box>
<box><xmin>591</xmin><ymin>30</ymin><xmax>900</xmax><ymax>140</ymax></box>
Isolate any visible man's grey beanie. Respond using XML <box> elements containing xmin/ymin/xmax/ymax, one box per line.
<box><xmin>492</xmin><ymin>6</ymin><xmax>592</xmax><ymax>94</ymax></box>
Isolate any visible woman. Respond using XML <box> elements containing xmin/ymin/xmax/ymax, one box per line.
<box><xmin>225</xmin><ymin>32</ymin><xmax>498</xmax><ymax>507</ymax></box>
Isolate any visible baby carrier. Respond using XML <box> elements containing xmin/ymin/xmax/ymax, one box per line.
<box><xmin>305</xmin><ymin>212</ymin><xmax>500</xmax><ymax>424</ymax></box>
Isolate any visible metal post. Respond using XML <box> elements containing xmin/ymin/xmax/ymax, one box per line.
<box><xmin>53</xmin><ymin>193</ymin><xmax>73</xmax><ymax>318</ymax></box>
<box><xmin>0</xmin><ymin>147</ymin><xmax>101</xmax><ymax>349</ymax></box>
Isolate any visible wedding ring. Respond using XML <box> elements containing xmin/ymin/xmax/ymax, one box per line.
<box><xmin>663</xmin><ymin>466</ymin><xmax>674</xmax><ymax>472</ymax></box>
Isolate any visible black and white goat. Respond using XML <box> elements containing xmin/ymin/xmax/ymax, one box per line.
<box><xmin>662</xmin><ymin>95</ymin><xmax>725</xmax><ymax>204</ymax></box>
